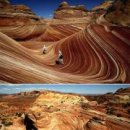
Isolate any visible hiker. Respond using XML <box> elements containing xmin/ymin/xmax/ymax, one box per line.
<box><xmin>42</xmin><ymin>45</ymin><xmax>47</xmax><ymax>54</ymax></box>
<box><xmin>55</xmin><ymin>50</ymin><xmax>64</xmax><ymax>65</ymax></box>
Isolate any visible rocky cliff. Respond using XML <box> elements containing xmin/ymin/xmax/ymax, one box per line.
<box><xmin>104</xmin><ymin>0</ymin><xmax>130</xmax><ymax>26</ymax></box>
<box><xmin>54</xmin><ymin>1</ymin><xmax>88</xmax><ymax>19</ymax></box>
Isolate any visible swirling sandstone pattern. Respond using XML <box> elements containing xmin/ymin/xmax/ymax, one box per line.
<box><xmin>0</xmin><ymin>24</ymin><xmax>46</xmax><ymax>40</ymax></box>
<box><xmin>24</xmin><ymin>92</ymin><xmax>130</xmax><ymax>130</ymax></box>
<box><xmin>0</xmin><ymin>21</ymin><xmax>130</xmax><ymax>83</ymax></box>
<box><xmin>1</xmin><ymin>89</ymin><xmax>130</xmax><ymax>130</ymax></box>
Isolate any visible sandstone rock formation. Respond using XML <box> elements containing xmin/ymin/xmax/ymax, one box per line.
<box><xmin>5</xmin><ymin>117</ymin><xmax>26</xmax><ymax>130</ymax></box>
<box><xmin>0</xmin><ymin>90</ymin><xmax>130</xmax><ymax>130</ymax></box>
<box><xmin>0</xmin><ymin>0</ymin><xmax>130</xmax><ymax>83</ymax></box>
<box><xmin>88</xmin><ymin>0</ymin><xmax>113</xmax><ymax>23</ymax></box>
<box><xmin>26</xmin><ymin>91</ymin><xmax>130</xmax><ymax>130</ymax></box>
<box><xmin>54</xmin><ymin>1</ymin><xmax>88</xmax><ymax>19</ymax></box>
<box><xmin>92</xmin><ymin>1</ymin><xmax>113</xmax><ymax>12</ymax></box>
<box><xmin>0</xmin><ymin>0</ymin><xmax>47</xmax><ymax>40</ymax></box>
<box><xmin>0</xmin><ymin>21</ymin><xmax>130</xmax><ymax>83</ymax></box>
<box><xmin>0</xmin><ymin>0</ymin><xmax>41</xmax><ymax>26</ymax></box>
<box><xmin>27</xmin><ymin>92</ymin><xmax>102</xmax><ymax>130</ymax></box>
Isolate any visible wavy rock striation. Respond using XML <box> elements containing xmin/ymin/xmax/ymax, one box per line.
<box><xmin>0</xmin><ymin>1</ymin><xmax>130</xmax><ymax>83</ymax></box>
<box><xmin>1</xmin><ymin>90</ymin><xmax>130</xmax><ymax>130</ymax></box>
<box><xmin>0</xmin><ymin>21</ymin><xmax>130</xmax><ymax>83</ymax></box>
<box><xmin>27</xmin><ymin>92</ymin><xmax>104</xmax><ymax>130</ymax></box>
<box><xmin>14</xmin><ymin>92</ymin><xmax>130</xmax><ymax>130</ymax></box>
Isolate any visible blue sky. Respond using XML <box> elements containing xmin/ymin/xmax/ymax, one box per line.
<box><xmin>0</xmin><ymin>84</ymin><xmax>129</xmax><ymax>94</ymax></box>
<box><xmin>10</xmin><ymin>0</ymin><xmax>105</xmax><ymax>18</ymax></box>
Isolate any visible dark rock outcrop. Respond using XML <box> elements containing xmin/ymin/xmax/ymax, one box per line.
<box><xmin>104</xmin><ymin>0</ymin><xmax>130</xmax><ymax>26</ymax></box>
<box><xmin>115</xmin><ymin>87</ymin><xmax>130</xmax><ymax>95</ymax></box>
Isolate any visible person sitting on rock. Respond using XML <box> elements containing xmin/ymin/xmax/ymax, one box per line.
<box><xmin>42</xmin><ymin>45</ymin><xmax>47</xmax><ymax>54</ymax></box>
<box><xmin>55</xmin><ymin>50</ymin><xmax>64</xmax><ymax>65</ymax></box>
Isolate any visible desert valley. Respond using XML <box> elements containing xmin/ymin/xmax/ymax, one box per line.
<box><xmin>0</xmin><ymin>0</ymin><xmax>130</xmax><ymax>83</ymax></box>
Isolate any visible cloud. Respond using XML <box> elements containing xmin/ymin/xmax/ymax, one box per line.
<box><xmin>2</xmin><ymin>88</ymin><xmax>11</xmax><ymax>90</ymax></box>
<box><xmin>15</xmin><ymin>88</ymin><xmax>21</xmax><ymax>90</ymax></box>
<box><xmin>49</xmin><ymin>14</ymin><xmax>53</xmax><ymax>17</ymax></box>
<box><xmin>6</xmin><ymin>84</ymin><xmax>21</xmax><ymax>87</ymax></box>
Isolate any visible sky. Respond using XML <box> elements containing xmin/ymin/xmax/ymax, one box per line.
<box><xmin>10</xmin><ymin>0</ymin><xmax>105</xmax><ymax>18</ymax></box>
<box><xmin>0</xmin><ymin>84</ymin><xmax>129</xmax><ymax>94</ymax></box>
